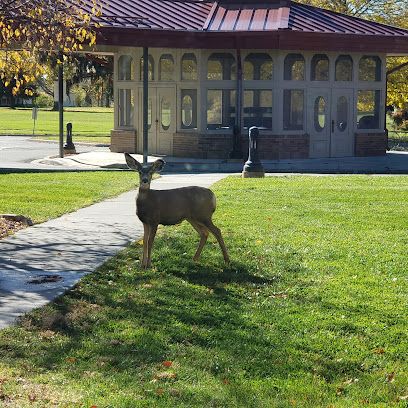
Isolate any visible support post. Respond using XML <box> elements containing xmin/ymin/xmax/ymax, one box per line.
<box><xmin>143</xmin><ymin>47</ymin><xmax>149</xmax><ymax>164</ymax></box>
<box><xmin>58</xmin><ymin>56</ymin><xmax>64</xmax><ymax>158</ymax></box>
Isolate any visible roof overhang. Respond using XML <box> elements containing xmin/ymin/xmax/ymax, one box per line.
<box><xmin>96</xmin><ymin>26</ymin><xmax>408</xmax><ymax>55</ymax></box>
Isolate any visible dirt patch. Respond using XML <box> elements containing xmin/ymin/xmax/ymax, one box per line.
<box><xmin>0</xmin><ymin>216</ymin><xmax>27</xmax><ymax>240</ymax></box>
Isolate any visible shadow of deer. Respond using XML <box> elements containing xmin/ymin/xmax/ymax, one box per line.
<box><xmin>125</xmin><ymin>153</ymin><xmax>230</xmax><ymax>268</ymax></box>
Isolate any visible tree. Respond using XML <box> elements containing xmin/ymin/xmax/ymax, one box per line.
<box><xmin>0</xmin><ymin>0</ymin><xmax>102</xmax><ymax>97</ymax></box>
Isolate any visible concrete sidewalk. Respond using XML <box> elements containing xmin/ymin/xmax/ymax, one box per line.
<box><xmin>0</xmin><ymin>173</ymin><xmax>228</xmax><ymax>329</ymax></box>
<box><xmin>6</xmin><ymin>149</ymin><xmax>408</xmax><ymax>174</ymax></box>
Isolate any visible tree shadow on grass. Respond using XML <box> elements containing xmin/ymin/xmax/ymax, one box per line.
<box><xmin>2</xmin><ymin>233</ymin><xmax>361</xmax><ymax>406</ymax></box>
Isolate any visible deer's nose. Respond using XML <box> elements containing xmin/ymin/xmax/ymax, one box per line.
<box><xmin>142</xmin><ymin>178</ymin><xmax>149</xmax><ymax>184</ymax></box>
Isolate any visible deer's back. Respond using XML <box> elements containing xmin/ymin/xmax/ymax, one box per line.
<box><xmin>136</xmin><ymin>186</ymin><xmax>216</xmax><ymax>226</ymax></box>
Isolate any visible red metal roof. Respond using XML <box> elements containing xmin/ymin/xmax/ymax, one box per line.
<box><xmin>76</xmin><ymin>0</ymin><xmax>408</xmax><ymax>54</ymax></box>
<box><xmin>82</xmin><ymin>0</ymin><xmax>213</xmax><ymax>30</ymax></box>
<box><xmin>289</xmin><ymin>2</ymin><xmax>408</xmax><ymax>36</ymax></box>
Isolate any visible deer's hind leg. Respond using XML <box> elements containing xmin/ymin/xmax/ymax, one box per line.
<box><xmin>188</xmin><ymin>220</ymin><xmax>209</xmax><ymax>261</ymax></box>
<box><xmin>204</xmin><ymin>220</ymin><xmax>230</xmax><ymax>264</ymax></box>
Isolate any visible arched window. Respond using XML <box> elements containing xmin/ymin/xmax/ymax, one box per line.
<box><xmin>359</xmin><ymin>56</ymin><xmax>381</xmax><ymax>82</ymax></box>
<box><xmin>140</xmin><ymin>54</ymin><xmax>154</xmax><ymax>81</ymax></box>
<box><xmin>118</xmin><ymin>55</ymin><xmax>133</xmax><ymax>81</ymax></box>
<box><xmin>207</xmin><ymin>53</ymin><xmax>236</xmax><ymax>80</ymax></box>
<box><xmin>181</xmin><ymin>89</ymin><xmax>197</xmax><ymax>129</ymax></box>
<box><xmin>311</xmin><ymin>54</ymin><xmax>329</xmax><ymax>81</ymax></box>
<box><xmin>181</xmin><ymin>53</ymin><xmax>197</xmax><ymax>81</ymax></box>
<box><xmin>284</xmin><ymin>53</ymin><xmax>305</xmax><ymax>81</ymax></box>
<box><xmin>244</xmin><ymin>53</ymin><xmax>273</xmax><ymax>80</ymax></box>
<box><xmin>335</xmin><ymin>55</ymin><xmax>353</xmax><ymax>81</ymax></box>
<box><xmin>159</xmin><ymin>54</ymin><xmax>174</xmax><ymax>81</ymax></box>
<box><xmin>314</xmin><ymin>96</ymin><xmax>326</xmax><ymax>132</ymax></box>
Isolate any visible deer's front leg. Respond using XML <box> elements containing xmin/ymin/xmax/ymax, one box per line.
<box><xmin>142</xmin><ymin>223</ymin><xmax>158</xmax><ymax>268</ymax></box>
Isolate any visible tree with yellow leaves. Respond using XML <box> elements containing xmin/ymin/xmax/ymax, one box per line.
<box><xmin>0</xmin><ymin>0</ymin><xmax>102</xmax><ymax>99</ymax></box>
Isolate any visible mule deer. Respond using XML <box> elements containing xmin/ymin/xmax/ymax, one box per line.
<box><xmin>125</xmin><ymin>153</ymin><xmax>230</xmax><ymax>268</ymax></box>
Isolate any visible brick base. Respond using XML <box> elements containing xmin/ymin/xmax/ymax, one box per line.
<box><xmin>355</xmin><ymin>131</ymin><xmax>387</xmax><ymax>157</ymax></box>
<box><xmin>110</xmin><ymin>130</ymin><xmax>138</xmax><ymax>153</ymax></box>
<box><xmin>174</xmin><ymin>132</ymin><xmax>310</xmax><ymax>160</ymax></box>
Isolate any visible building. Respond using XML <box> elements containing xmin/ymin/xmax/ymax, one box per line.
<box><xmin>83</xmin><ymin>0</ymin><xmax>408</xmax><ymax>160</ymax></box>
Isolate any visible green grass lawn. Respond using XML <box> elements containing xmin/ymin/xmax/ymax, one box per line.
<box><xmin>1</xmin><ymin>175</ymin><xmax>408</xmax><ymax>407</ymax></box>
<box><xmin>0</xmin><ymin>171</ymin><xmax>137</xmax><ymax>223</ymax></box>
<box><xmin>0</xmin><ymin>107</ymin><xmax>113</xmax><ymax>137</ymax></box>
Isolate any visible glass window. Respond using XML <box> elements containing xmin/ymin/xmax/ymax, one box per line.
<box><xmin>359</xmin><ymin>56</ymin><xmax>381</xmax><ymax>82</ymax></box>
<box><xmin>336</xmin><ymin>96</ymin><xmax>348</xmax><ymax>132</ymax></box>
<box><xmin>181</xmin><ymin>89</ymin><xmax>197</xmax><ymax>129</ymax></box>
<box><xmin>207</xmin><ymin>53</ymin><xmax>236</xmax><ymax>80</ymax></box>
<box><xmin>118</xmin><ymin>89</ymin><xmax>134</xmax><ymax>127</ymax></box>
<box><xmin>161</xmin><ymin>96</ymin><xmax>171</xmax><ymax>131</ymax></box>
<box><xmin>357</xmin><ymin>90</ymin><xmax>380</xmax><ymax>129</ymax></box>
<box><xmin>140</xmin><ymin>54</ymin><xmax>154</xmax><ymax>81</ymax></box>
<box><xmin>207</xmin><ymin>89</ymin><xmax>236</xmax><ymax>129</ymax></box>
<box><xmin>118</xmin><ymin>55</ymin><xmax>133</xmax><ymax>81</ymax></box>
<box><xmin>147</xmin><ymin>97</ymin><xmax>152</xmax><ymax>130</ymax></box>
<box><xmin>335</xmin><ymin>55</ymin><xmax>353</xmax><ymax>81</ymax></box>
<box><xmin>314</xmin><ymin>96</ymin><xmax>326</xmax><ymax>132</ymax></box>
<box><xmin>243</xmin><ymin>90</ymin><xmax>272</xmax><ymax>129</ymax></box>
<box><xmin>244</xmin><ymin>53</ymin><xmax>273</xmax><ymax>80</ymax></box>
<box><xmin>284</xmin><ymin>53</ymin><xmax>305</xmax><ymax>81</ymax></box>
<box><xmin>181</xmin><ymin>53</ymin><xmax>197</xmax><ymax>81</ymax></box>
<box><xmin>311</xmin><ymin>54</ymin><xmax>329</xmax><ymax>81</ymax></box>
<box><xmin>283</xmin><ymin>89</ymin><xmax>304</xmax><ymax>130</ymax></box>
<box><xmin>159</xmin><ymin>54</ymin><xmax>175</xmax><ymax>81</ymax></box>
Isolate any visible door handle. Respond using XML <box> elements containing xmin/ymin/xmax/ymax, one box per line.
<box><xmin>331</xmin><ymin>120</ymin><xmax>335</xmax><ymax>133</ymax></box>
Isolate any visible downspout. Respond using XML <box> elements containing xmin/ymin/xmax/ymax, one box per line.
<box><xmin>229</xmin><ymin>48</ymin><xmax>244</xmax><ymax>159</ymax></box>
<box><xmin>143</xmin><ymin>47</ymin><xmax>149</xmax><ymax>163</ymax></box>
<box><xmin>236</xmin><ymin>48</ymin><xmax>242</xmax><ymax>130</ymax></box>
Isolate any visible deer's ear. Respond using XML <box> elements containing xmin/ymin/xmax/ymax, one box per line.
<box><xmin>125</xmin><ymin>153</ymin><xmax>142</xmax><ymax>171</ymax></box>
<box><xmin>152</xmin><ymin>159</ymin><xmax>165</xmax><ymax>173</ymax></box>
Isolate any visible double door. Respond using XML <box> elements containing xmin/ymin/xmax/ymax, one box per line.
<box><xmin>138</xmin><ymin>87</ymin><xmax>175</xmax><ymax>155</ymax></box>
<box><xmin>308</xmin><ymin>89</ymin><xmax>354</xmax><ymax>158</ymax></box>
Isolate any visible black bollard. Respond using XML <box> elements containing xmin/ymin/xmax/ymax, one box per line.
<box><xmin>242</xmin><ymin>126</ymin><xmax>265</xmax><ymax>178</ymax></box>
<box><xmin>64</xmin><ymin>122</ymin><xmax>76</xmax><ymax>154</ymax></box>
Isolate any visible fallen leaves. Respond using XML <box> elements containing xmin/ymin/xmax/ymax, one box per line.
<box><xmin>0</xmin><ymin>216</ymin><xmax>26</xmax><ymax>239</ymax></box>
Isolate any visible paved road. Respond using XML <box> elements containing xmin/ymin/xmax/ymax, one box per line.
<box><xmin>2</xmin><ymin>135</ymin><xmax>408</xmax><ymax>174</ymax></box>
<box><xmin>0</xmin><ymin>136</ymin><xmax>109</xmax><ymax>170</ymax></box>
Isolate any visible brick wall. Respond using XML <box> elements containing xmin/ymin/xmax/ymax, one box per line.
<box><xmin>110</xmin><ymin>130</ymin><xmax>138</xmax><ymax>153</ymax></box>
<box><xmin>174</xmin><ymin>132</ymin><xmax>310</xmax><ymax>160</ymax></box>
<box><xmin>174</xmin><ymin>133</ymin><xmax>233</xmax><ymax>159</ymax></box>
<box><xmin>355</xmin><ymin>131</ymin><xmax>387</xmax><ymax>157</ymax></box>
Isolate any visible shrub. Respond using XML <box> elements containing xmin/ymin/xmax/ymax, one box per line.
<box><xmin>391</xmin><ymin>108</ymin><xmax>408</xmax><ymax>129</ymax></box>
<box><xmin>35</xmin><ymin>93</ymin><xmax>53</xmax><ymax>108</ymax></box>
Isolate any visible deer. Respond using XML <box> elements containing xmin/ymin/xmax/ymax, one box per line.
<box><xmin>125</xmin><ymin>153</ymin><xmax>230</xmax><ymax>268</ymax></box>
